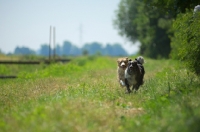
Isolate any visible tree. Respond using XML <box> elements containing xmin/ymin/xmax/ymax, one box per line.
<box><xmin>62</xmin><ymin>41</ymin><xmax>73</xmax><ymax>55</ymax></box>
<box><xmin>69</xmin><ymin>45</ymin><xmax>81</xmax><ymax>56</ymax></box>
<box><xmin>114</xmin><ymin>0</ymin><xmax>173</xmax><ymax>58</ymax></box>
<box><xmin>170</xmin><ymin>11</ymin><xmax>200</xmax><ymax>75</ymax></box>
<box><xmin>14</xmin><ymin>46</ymin><xmax>35</xmax><ymax>55</ymax></box>
<box><xmin>104</xmin><ymin>43</ymin><xmax>128</xmax><ymax>56</ymax></box>
<box><xmin>62</xmin><ymin>41</ymin><xmax>81</xmax><ymax>56</ymax></box>
<box><xmin>140</xmin><ymin>0</ymin><xmax>200</xmax><ymax>74</ymax></box>
<box><xmin>82</xmin><ymin>49</ymin><xmax>89</xmax><ymax>56</ymax></box>
<box><xmin>55</xmin><ymin>44</ymin><xmax>62</xmax><ymax>56</ymax></box>
<box><xmin>82</xmin><ymin>42</ymin><xmax>103</xmax><ymax>55</ymax></box>
<box><xmin>0</xmin><ymin>49</ymin><xmax>4</xmax><ymax>54</ymax></box>
<box><xmin>81</xmin><ymin>42</ymin><xmax>128</xmax><ymax>56</ymax></box>
<box><xmin>39</xmin><ymin>44</ymin><xmax>50</xmax><ymax>56</ymax></box>
<box><xmin>144</xmin><ymin>0</ymin><xmax>199</xmax><ymax>16</ymax></box>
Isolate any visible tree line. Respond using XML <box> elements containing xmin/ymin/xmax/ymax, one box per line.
<box><xmin>9</xmin><ymin>41</ymin><xmax>130</xmax><ymax>56</ymax></box>
<box><xmin>114</xmin><ymin>0</ymin><xmax>200</xmax><ymax>75</ymax></box>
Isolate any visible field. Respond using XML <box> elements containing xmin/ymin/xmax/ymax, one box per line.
<box><xmin>0</xmin><ymin>55</ymin><xmax>200</xmax><ymax>132</ymax></box>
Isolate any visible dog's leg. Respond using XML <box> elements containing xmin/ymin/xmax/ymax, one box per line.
<box><xmin>120</xmin><ymin>80</ymin><xmax>125</xmax><ymax>86</ymax></box>
<box><xmin>132</xmin><ymin>85</ymin><xmax>136</xmax><ymax>92</ymax></box>
<box><xmin>125</xmin><ymin>78</ymin><xmax>131</xmax><ymax>93</ymax></box>
<box><xmin>134</xmin><ymin>84</ymin><xmax>140</xmax><ymax>92</ymax></box>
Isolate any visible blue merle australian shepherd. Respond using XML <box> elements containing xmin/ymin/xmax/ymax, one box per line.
<box><xmin>124</xmin><ymin>56</ymin><xmax>145</xmax><ymax>93</ymax></box>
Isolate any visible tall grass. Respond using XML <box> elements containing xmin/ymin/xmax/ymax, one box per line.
<box><xmin>0</xmin><ymin>56</ymin><xmax>200</xmax><ymax>132</ymax></box>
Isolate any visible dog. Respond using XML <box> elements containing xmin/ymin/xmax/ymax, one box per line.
<box><xmin>124</xmin><ymin>56</ymin><xmax>145</xmax><ymax>93</ymax></box>
<box><xmin>117</xmin><ymin>57</ymin><xmax>129</xmax><ymax>87</ymax></box>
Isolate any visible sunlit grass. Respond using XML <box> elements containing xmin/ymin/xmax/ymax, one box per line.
<box><xmin>0</xmin><ymin>56</ymin><xmax>200</xmax><ymax>132</ymax></box>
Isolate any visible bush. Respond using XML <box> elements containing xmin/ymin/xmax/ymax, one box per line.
<box><xmin>170</xmin><ymin>11</ymin><xmax>200</xmax><ymax>75</ymax></box>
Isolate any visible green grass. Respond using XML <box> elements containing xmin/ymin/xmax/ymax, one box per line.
<box><xmin>0</xmin><ymin>56</ymin><xmax>200</xmax><ymax>132</ymax></box>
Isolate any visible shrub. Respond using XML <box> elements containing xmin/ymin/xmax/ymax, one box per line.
<box><xmin>170</xmin><ymin>10</ymin><xmax>200</xmax><ymax>75</ymax></box>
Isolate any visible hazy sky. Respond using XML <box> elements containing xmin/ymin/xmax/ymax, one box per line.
<box><xmin>0</xmin><ymin>0</ymin><xmax>139</xmax><ymax>54</ymax></box>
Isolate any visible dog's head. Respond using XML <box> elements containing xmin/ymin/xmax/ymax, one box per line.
<box><xmin>127</xmin><ymin>60</ymin><xmax>140</xmax><ymax>75</ymax></box>
<box><xmin>117</xmin><ymin>57</ymin><xmax>128</xmax><ymax>70</ymax></box>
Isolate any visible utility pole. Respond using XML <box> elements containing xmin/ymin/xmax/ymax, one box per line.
<box><xmin>49</xmin><ymin>26</ymin><xmax>52</xmax><ymax>62</ymax></box>
<box><xmin>53</xmin><ymin>27</ymin><xmax>56</xmax><ymax>60</ymax></box>
<box><xmin>79</xmin><ymin>24</ymin><xmax>82</xmax><ymax>46</ymax></box>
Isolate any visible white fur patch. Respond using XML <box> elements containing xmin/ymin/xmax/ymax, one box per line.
<box><xmin>120</xmin><ymin>80</ymin><xmax>125</xmax><ymax>86</ymax></box>
<box><xmin>125</xmin><ymin>68</ymin><xmax>130</xmax><ymax>78</ymax></box>
<box><xmin>125</xmin><ymin>68</ymin><xmax>137</xmax><ymax>85</ymax></box>
<box><xmin>120</xmin><ymin>62</ymin><xmax>125</xmax><ymax>67</ymax></box>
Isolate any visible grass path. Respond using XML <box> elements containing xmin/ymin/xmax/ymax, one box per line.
<box><xmin>0</xmin><ymin>56</ymin><xmax>200</xmax><ymax>132</ymax></box>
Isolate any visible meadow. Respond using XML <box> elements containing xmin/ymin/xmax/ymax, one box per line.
<box><xmin>0</xmin><ymin>55</ymin><xmax>200</xmax><ymax>132</ymax></box>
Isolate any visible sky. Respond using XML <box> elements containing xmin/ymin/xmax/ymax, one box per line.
<box><xmin>0</xmin><ymin>0</ymin><xmax>140</xmax><ymax>54</ymax></box>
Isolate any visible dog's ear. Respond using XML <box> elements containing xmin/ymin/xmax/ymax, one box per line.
<box><xmin>129</xmin><ymin>59</ymin><xmax>132</xmax><ymax>61</ymax></box>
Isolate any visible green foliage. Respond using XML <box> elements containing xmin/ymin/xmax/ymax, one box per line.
<box><xmin>144</xmin><ymin>0</ymin><xmax>199</xmax><ymax>15</ymax></box>
<box><xmin>170</xmin><ymin>11</ymin><xmax>200</xmax><ymax>75</ymax></box>
<box><xmin>114</xmin><ymin>0</ymin><xmax>172</xmax><ymax>58</ymax></box>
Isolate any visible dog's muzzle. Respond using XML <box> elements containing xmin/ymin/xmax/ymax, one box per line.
<box><xmin>120</xmin><ymin>62</ymin><xmax>126</xmax><ymax>68</ymax></box>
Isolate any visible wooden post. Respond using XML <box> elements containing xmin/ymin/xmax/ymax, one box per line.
<box><xmin>49</xmin><ymin>26</ymin><xmax>52</xmax><ymax>62</ymax></box>
<box><xmin>80</xmin><ymin>24</ymin><xmax>82</xmax><ymax>46</ymax></box>
<box><xmin>53</xmin><ymin>27</ymin><xmax>56</xmax><ymax>60</ymax></box>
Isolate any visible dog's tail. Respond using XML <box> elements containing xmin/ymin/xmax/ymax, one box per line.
<box><xmin>136</xmin><ymin>56</ymin><xmax>145</xmax><ymax>65</ymax></box>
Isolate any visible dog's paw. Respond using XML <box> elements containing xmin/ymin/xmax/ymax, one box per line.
<box><xmin>125</xmin><ymin>90</ymin><xmax>132</xmax><ymax>94</ymax></box>
<box><xmin>120</xmin><ymin>80</ymin><xmax>125</xmax><ymax>86</ymax></box>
